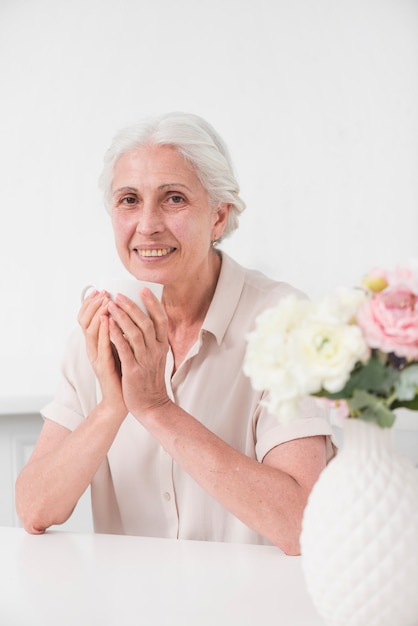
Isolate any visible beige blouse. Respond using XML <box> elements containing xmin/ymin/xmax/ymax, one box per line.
<box><xmin>42</xmin><ymin>253</ymin><xmax>335</xmax><ymax>545</ymax></box>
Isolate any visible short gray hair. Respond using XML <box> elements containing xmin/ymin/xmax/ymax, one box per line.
<box><xmin>98</xmin><ymin>112</ymin><xmax>246</xmax><ymax>241</ymax></box>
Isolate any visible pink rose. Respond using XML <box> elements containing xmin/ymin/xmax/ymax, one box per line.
<box><xmin>387</xmin><ymin>266</ymin><xmax>418</xmax><ymax>294</ymax></box>
<box><xmin>356</xmin><ymin>287</ymin><xmax>418</xmax><ymax>360</ymax></box>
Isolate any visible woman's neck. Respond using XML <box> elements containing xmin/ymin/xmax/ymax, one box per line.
<box><xmin>163</xmin><ymin>250</ymin><xmax>222</xmax><ymax>328</ymax></box>
<box><xmin>163</xmin><ymin>251</ymin><xmax>222</xmax><ymax>366</ymax></box>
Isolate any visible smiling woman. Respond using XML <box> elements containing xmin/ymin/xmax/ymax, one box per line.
<box><xmin>15</xmin><ymin>112</ymin><xmax>336</xmax><ymax>554</ymax></box>
<box><xmin>99</xmin><ymin>113</ymin><xmax>245</xmax><ymax>240</ymax></box>
<box><xmin>109</xmin><ymin>144</ymin><xmax>229</xmax><ymax>289</ymax></box>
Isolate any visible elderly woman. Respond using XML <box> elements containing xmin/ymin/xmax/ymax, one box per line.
<box><xmin>16</xmin><ymin>112</ymin><xmax>335</xmax><ymax>554</ymax></box>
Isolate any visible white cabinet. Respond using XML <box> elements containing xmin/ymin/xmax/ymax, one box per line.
<box><xmin>0</xmin><ymin>408</ymin><xmax>93</xmax><ymax>532</ymax></box>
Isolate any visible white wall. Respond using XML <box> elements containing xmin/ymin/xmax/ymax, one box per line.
<box><xmin>0</xmin><ymin>0</ymin><xmax>417</xmax><ymax>401</ymax></box>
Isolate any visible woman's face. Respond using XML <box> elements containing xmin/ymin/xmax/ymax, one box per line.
<box><xmin>110</xmin><ymin>144</ymin><xmax>229</xmax><ymax>288</ymax></box>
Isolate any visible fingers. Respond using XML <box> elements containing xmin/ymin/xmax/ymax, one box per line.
<box><xmin>97</xmin><ymin>315</ymin><xmax>124</xmax><ymax>376</ymax></box>
<box><xmin>78</xmin><ymin>290</ymin><xmax>109</xmax><ymax>332</ymax></box>
<box><xmin>108</xmin><ymin>317</ymin><xmax>137</xmax><ymax>366</ymax></box>
<box><xmin>78</xmin><ymin>291</ymin><xmax>112</xmax><ymax>367</ymax></box>
<box><xmin>108</xmin><ymin>289</ymin><xmax>168</xmax><ymax>348</ymax></box>
<box><xmin>140</xmin><ymin>288</ymin><xmax>168</xmax><ymax>344</ymax></box>
<box><xmin>97</xmin><ymin>313</ymin><xmax>111</xmax><ymax>353</ymax></box>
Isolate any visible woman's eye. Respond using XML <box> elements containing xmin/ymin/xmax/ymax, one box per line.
<box><xmin>121</xmin><ymin>196</ymin><xmax>137</xmax><ymax>206</ymax></box>
<box><xmin>167</xmin><ymin>194</ymin><xmax>186</xmax><ymax>205</ymax></box>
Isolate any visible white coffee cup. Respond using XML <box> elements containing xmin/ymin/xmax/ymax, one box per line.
<box><xmin>81</xmin><ymin>279</ymin><xmax>163</xmax><ymax>314</ymax></box>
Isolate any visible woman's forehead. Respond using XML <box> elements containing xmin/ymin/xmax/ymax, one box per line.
<box><xmin>114</xmin><ymin>145</ymin><xmax>193</xmax><ymax>175</ymax></box>
<box><xmin>112</xmin><ymin>144</ymin><xmax>203</xmax><ymax>192</ymax></box>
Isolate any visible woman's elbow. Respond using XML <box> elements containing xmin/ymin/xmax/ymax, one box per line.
<box><xmin>270</xmin><ymin>526</ymin><xmax>302</xmax><ymax>556</ymax></box>
<box><xmin>21</xmin><ymin>519</ymin><xmax>47</xmax><ymax>535</ymax></box>
<box><xmin>280</xmin><ymin>537</ymin><xmax>301</xmax><ymax>556</ymax></box>
<box><xmin>16</xmin><ymin>501</ymin><xmax>67</xmax><ymax>535</ymax></box>
<box><xmin>15</xmin><ymin>476</ymin><xmax>54</xmax><ymax>535</ymax></box>
<box><xmin>15</xmin><ymin>496</ymin><xmax>48</xmax><ymax>535</ymax></box>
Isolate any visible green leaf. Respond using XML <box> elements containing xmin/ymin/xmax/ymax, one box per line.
<box><xmin>358</xmin><ymin>406</ymin><xmax>396</xmax><ymax>428</ymax></box>
<box><xmin>347</xmin><ymin>390</ymin><xmax>396</xmax><ymax>428</ymax></box>
<box><xmin>395</xmin><ymin>364</ymin><xmax>418</xmax><ymax>401</ymax></box>
<box><xmin>391</xmin><ymin>396</ymin><xmax>418</xmax><ymax>411</ymax></box>
<box><xmin>320</xmin><ymin>356</ymin><xmax>399</xmax><ymax>400</ymax></box>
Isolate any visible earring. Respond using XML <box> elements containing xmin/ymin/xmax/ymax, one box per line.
<box><xmin>211</xmin><ymin>239</ymin><xmax>219</xmax><ymax>248</ymax></box>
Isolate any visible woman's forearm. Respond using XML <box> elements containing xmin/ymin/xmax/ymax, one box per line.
<box><xmin>135</xmin><ymin>400</ymin><xmax>327</xmax><ymax>555</ymax></box>
<box><xmin>15</xmin><ymin>403</ymin><xmax>126</xmax><ymax>533</ymax></box>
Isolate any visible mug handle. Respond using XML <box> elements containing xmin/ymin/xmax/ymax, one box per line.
<box><xmin>80</xmin><ymin>284</ymin><xmax>97</xmax><ymax>302</ymax></box>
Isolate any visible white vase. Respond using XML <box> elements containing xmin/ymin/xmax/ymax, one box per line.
<box><xmin>300</xmin><ymin>418</ymin><xmax>418</xmax><ymax>626</ymax></box>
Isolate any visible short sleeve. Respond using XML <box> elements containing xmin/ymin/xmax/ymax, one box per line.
<box><xmin>41</xmin><ymin>327</ymin><xmax>98</xmax><ymax>431</ymax></box>
<box><xmin>255</xmin><ymin>395</ymin><xmax>337</xmax><ymax>462</ymax></box>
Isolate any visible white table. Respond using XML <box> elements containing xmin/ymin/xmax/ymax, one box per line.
<box><xmin>0</xmin><ymin>527</ymin><xmax>324</xmax><ymax>626</ymax></box>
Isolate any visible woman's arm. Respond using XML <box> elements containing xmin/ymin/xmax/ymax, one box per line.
<box><xmin>126</xmin><ymin>396</ymin><xmax>326</xmax><ymax>555</ymax></box>
<box><xmin>108</xmin><ymin>289</ymin><xmax>327</xmax><ymax>554</ymax></box>
<box><xmin>15</xmin><ymin>403</ymin><xmax>125</xmax><ymax>533</ymax></box>
<box><xmin>16</xmin><ymin>291</ymin><xmax>127</xmax><ymax>533</ymax></box>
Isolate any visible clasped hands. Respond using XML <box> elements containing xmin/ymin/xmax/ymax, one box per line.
<box><xmin>78</xmin><ymin>288</ymin><xmax>170</xmax><ymax>419</ymax></box>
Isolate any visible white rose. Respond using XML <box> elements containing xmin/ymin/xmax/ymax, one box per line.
<box><xmin>244</xmin><ymin>292</ymin><xmax>370</xmax><ymax>424</ymax></box>
<box><xmin>314</xmin><ymin>288</ymin><xmax>367</xmax><ymax>324</ymax></box>
<box><xmin>244</xmin><ymin>296</ymin><xmax>311</xmax><ymax>409</ymax></box>
<box><xmin>288</xmin><ymin>319</ymin><xmax>369</xmax><ymax>394</ymax></box>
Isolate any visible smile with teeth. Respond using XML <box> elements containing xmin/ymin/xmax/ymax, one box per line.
<box><xmin>136</xmin><ymin>247</ymin><xmax>175</xmax><ymax>257</ymax></box>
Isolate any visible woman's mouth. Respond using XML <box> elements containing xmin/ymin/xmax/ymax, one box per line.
<box><xmin>134</xmin><ymin>247</ymin><xmax>176</xmax><ymax>257</ymax></box>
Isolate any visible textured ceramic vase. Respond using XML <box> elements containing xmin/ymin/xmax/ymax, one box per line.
<box><xmin>300</xmin><ymin>418</ymin><xmax>418</xmax><ymax>626</ymax></box>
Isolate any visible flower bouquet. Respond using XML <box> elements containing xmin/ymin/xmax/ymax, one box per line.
<box><xmin>244</xmin><ymin>263</ymin><xmax>418</xmax><ymax>427</ymax></box>
<box><xmin>244</xmin><ymin>263</ymin><xmax>418</xmax><ymax>626</ymax></box>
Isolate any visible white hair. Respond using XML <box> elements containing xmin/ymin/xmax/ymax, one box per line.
<box><xmin>98</xmin><ymin>112</ymin><xmax>246</xmax><ymax>241</ymax></box>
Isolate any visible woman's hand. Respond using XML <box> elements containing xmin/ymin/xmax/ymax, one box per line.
<box><xmin>107</xmin><ymin>288</ymin><xmax>171</xmax><ymax>417</ymax></box>
<box><xmin>77</xmin><ymin>290</ymin><xmax>127</xmax><ymax>415</ymax></box>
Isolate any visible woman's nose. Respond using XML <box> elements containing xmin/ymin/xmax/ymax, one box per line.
<box><xmin>135</xmin><ymin>203</ymin><xmax>163</xmax><ymax>235</ymax></box>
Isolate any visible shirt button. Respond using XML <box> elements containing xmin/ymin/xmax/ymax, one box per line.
<box><xmin>163</xmin><ymin>492</ymin><xmax>171</xmax><ymax>501</ymax></box>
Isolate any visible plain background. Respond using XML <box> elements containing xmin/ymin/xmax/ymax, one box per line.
<box><xmin>0</xmin><ymin>0</ymin><xmax>417</xmax><ymax>401</ymax></box>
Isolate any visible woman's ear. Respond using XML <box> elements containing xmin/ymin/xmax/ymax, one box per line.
<box><xmin>211</xmin><ymin>203</ymin><xmax>231</xmax><ymax>241</ymax></box>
